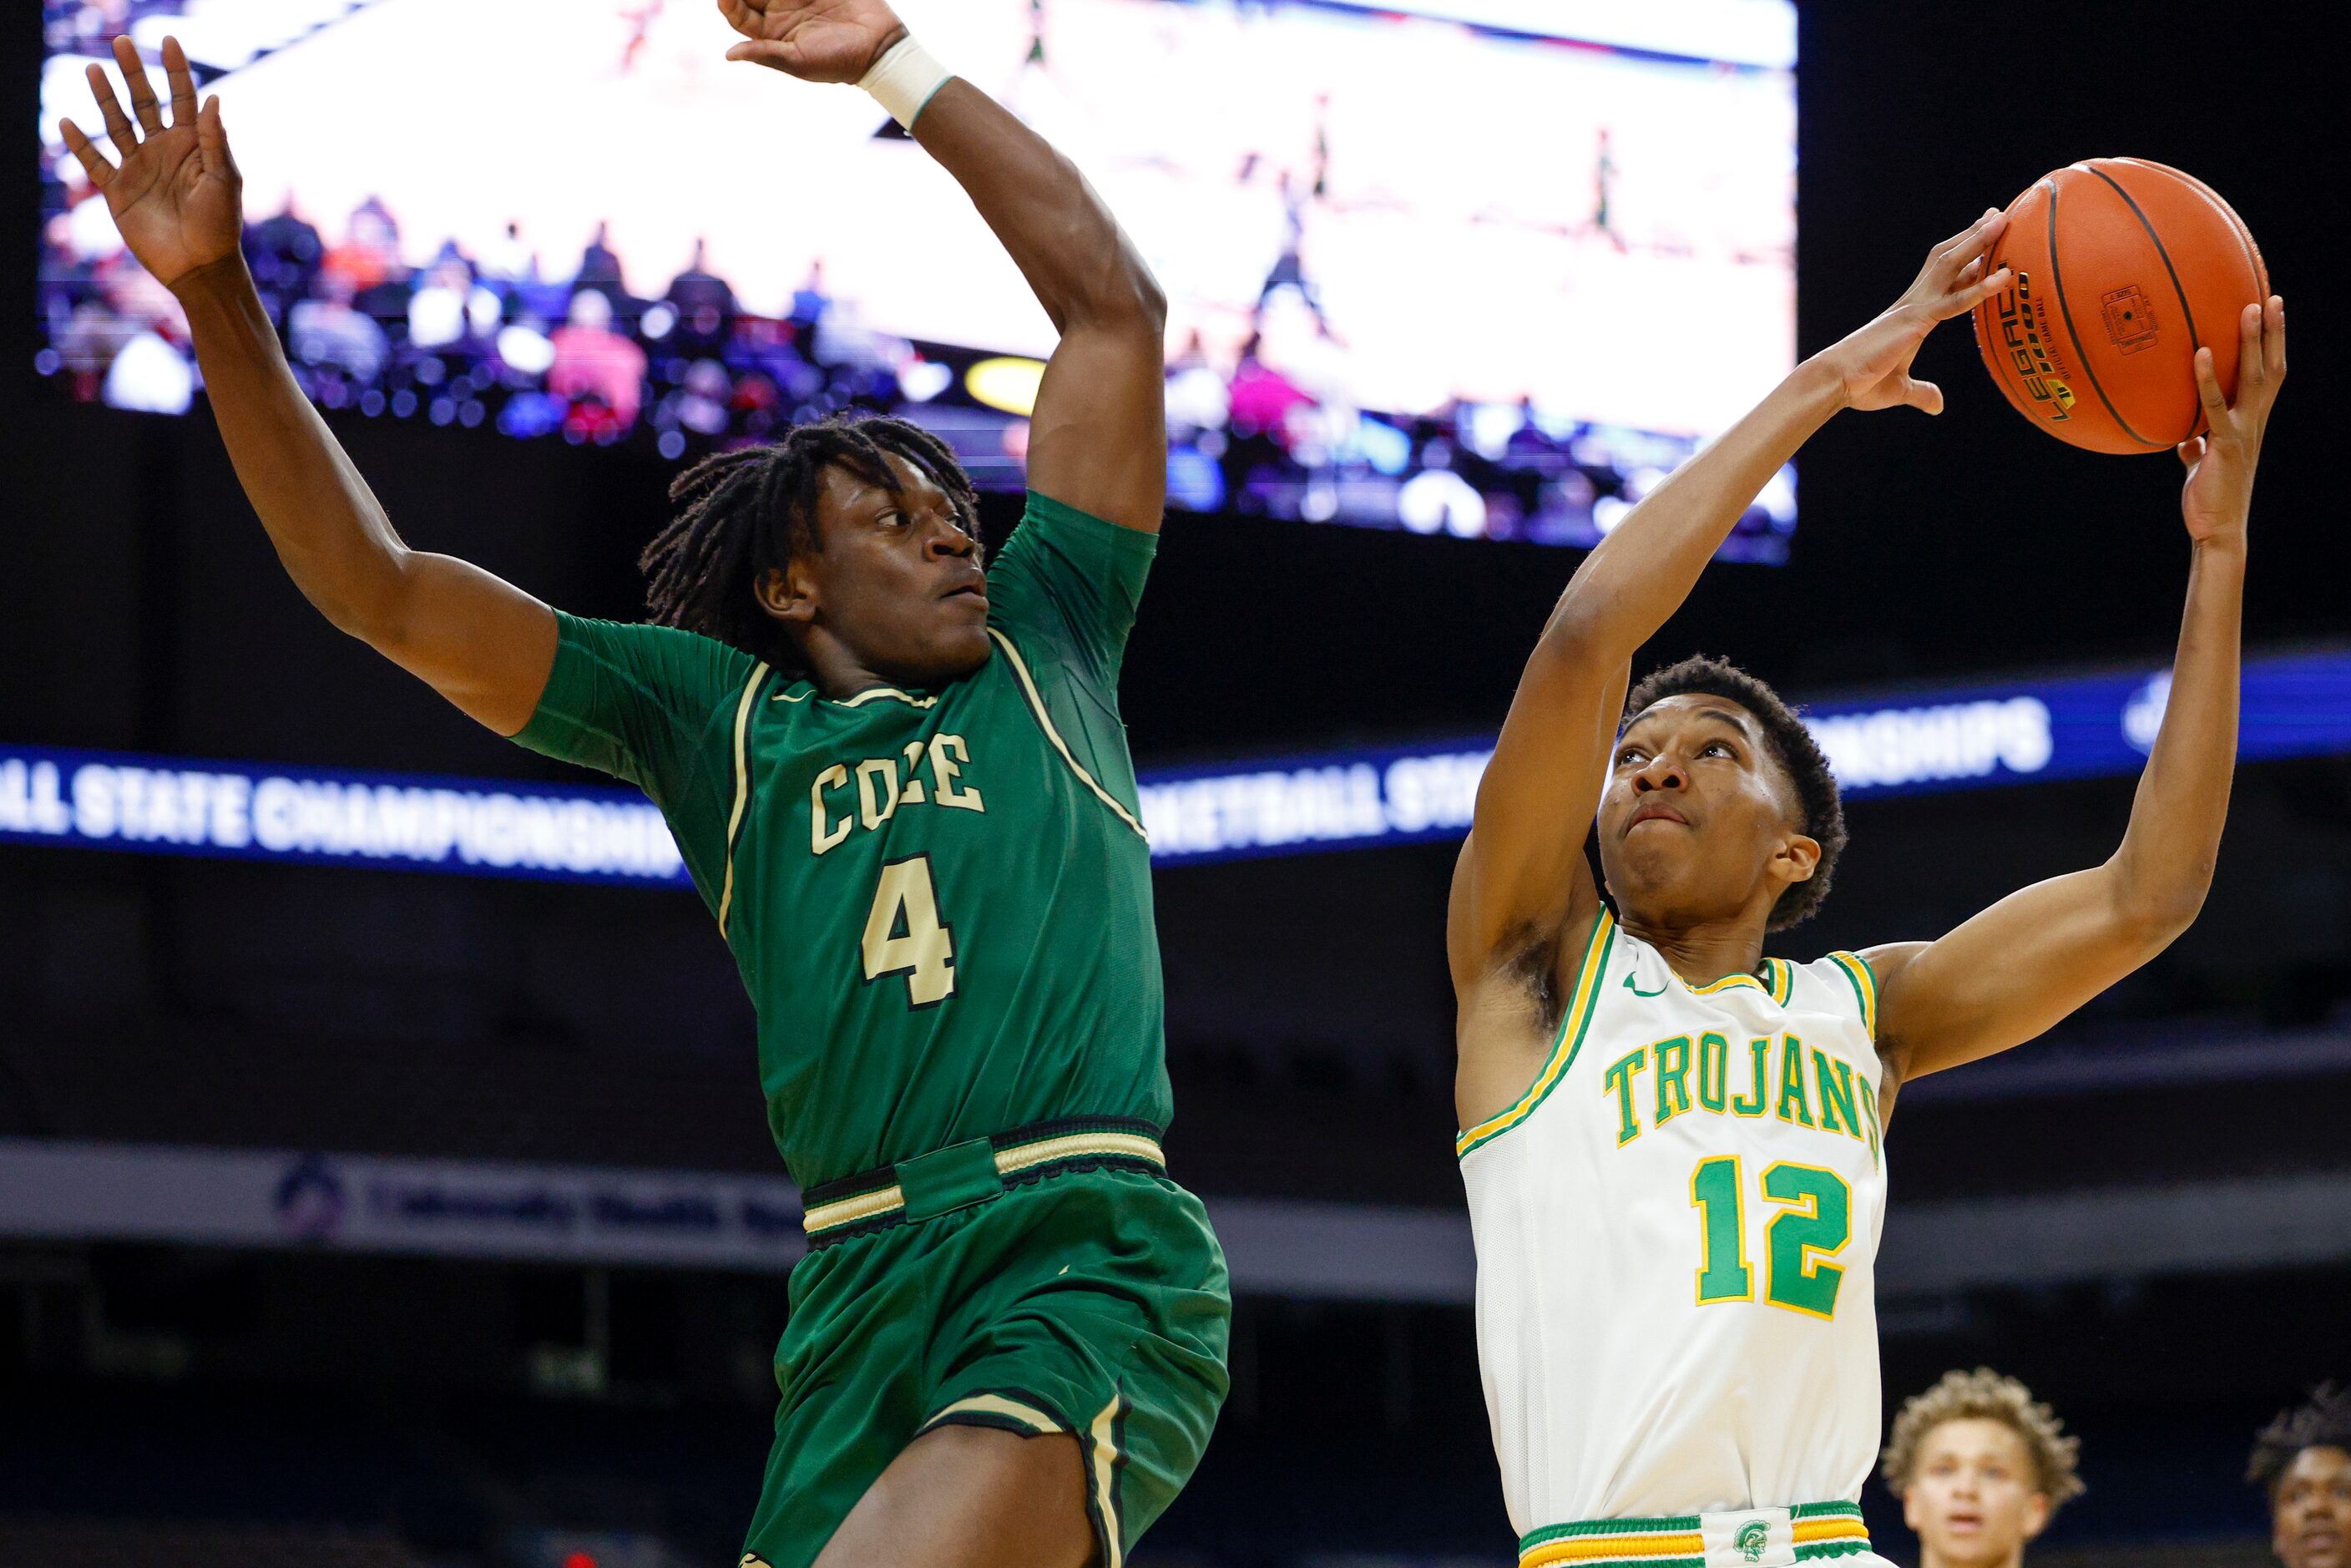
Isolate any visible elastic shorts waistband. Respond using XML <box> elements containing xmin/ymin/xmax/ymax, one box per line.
<box><xmin>801</xmin><ymin>1116</ymin><xmax>1167</xmax><ymax>1246</ymax></box>
<box><xmin>1519</xmin><ymin>1501</ymin><xmax>1870</xmax><ymax>1568</ymax></box>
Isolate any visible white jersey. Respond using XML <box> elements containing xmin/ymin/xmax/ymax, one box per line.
<box><xmin>1461</xmin><ymin>906</ymin><xmax>1888</xmax><ymax>1540</ymax></box>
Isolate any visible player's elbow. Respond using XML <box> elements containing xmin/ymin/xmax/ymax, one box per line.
<box><xmin>2107</xmin><ymin>864</ymin><xmax>2211</xmax><ymax>951</ymax></box>
<box><xmin>1527</xmin><ymin>600</ymin><xmax>1620</xmax><ymax>682</ymax></box>
<box><xmin>316</xmin><ymin>553</ymin><xmax>421</xmax><ymax>656</ymax></box>
<box><xmin>1054</xmin><ymin>216</ymin><xmax>1165</xmax><ymax>336</ymax></box>
<box><xmin>1073</xmin><ymin>260</ymin><xmax>1165</xmax><ymax>338</ymax></box>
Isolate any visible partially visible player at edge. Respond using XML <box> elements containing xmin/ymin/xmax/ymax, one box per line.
<box><xmin>1447</xmin><ymin>208</ymin><xmax>2284</xmax><ymax>1568</ymax></box>
<box><xmin>61</xmin><ymin>4</ymin><xmax>1227</xmax><ymax>1564</ymax></box>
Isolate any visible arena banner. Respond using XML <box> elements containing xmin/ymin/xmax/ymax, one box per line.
<box><xmin>0</xmin><ymin>1140</ymin><xmax>806</xmax><ymax>1271</ymax></box>
<box><xmin>3</xmin><ymin>1137</ymin><xmax>2346</xmax><ymax>1298</ymax></box>
<box><xmin>0</xmin><ymin>1137</ymin><xmax>1472</xmax><ymax>1297</ymax></box>
<box><xmin>3</xmin><ymin>650</ymin><xmax>2348</xmax><ymax>876</ymax></box>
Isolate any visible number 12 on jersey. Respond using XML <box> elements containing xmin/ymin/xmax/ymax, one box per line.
<box><xmin>1689</xmin><ymin>1156</ymin><xmax>1851</xmax><ymax>1318</ymax></box>
<box><xmin>862</xmin><ymin>855</ymin><xmax>957</xmax><ymax>1009</ymax></box>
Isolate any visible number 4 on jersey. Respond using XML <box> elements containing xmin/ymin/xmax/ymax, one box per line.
<box><xmin>862</xmin><ymin>855</ymin><xmax>956</xmax><ymax>1009</ymax></box>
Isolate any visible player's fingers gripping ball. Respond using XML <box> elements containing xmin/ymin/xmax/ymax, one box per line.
<box><xmin>1972</xmin><ymin>159</ymin><xmax>2268</xmax><ymax>454</ymax></box>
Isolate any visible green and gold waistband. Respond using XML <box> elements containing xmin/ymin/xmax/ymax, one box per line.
<box><xmin>799</xmin><ymin>1116</ymin><xmax>1166</xmax><ymax>1247</ymax></box>
<box><xmin>1519</xmin><ymin>1501</ymin><xmax>1870</xmax><ymax>1568</ymax></box>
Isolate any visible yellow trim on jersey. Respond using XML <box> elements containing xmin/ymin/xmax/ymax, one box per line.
<box><xmin>1828</xmin><ymin>951</ymin><xmax>1878</xmax><ymax>1039</ymax></box>
<box><xmin>1686</xmin><ymin>959</ymin><xmax>1788</xmax><ymax>999</ymax></box>
<box><xmin>834</xmin><ymin>684</ymin><xmax>938</xmax><ymax>709</ymax></box>
<box><xmin>1686</xmin><ymin>969</ymin><xmax>1767</xmax><ymax>995</ymax></box>
<box><xmin>715</xmin><ymin>660</ymin><xmax>771</xmax><ymax>938</ymax></box>
<box><xmin>1456</xmin><ymin>908</ymin><xmax>1616</xmax><ymax>1157</ymax></box>
<box><xmin>1518</xmin><ymin>1511</ymin><xmax>1868</xmax><ymax>1566</ymax></box>
<box><xmin>923</xmin><ymin>1393</ymin><xmax>1060</xmax><ymax>1434</ymax></box>
<box><xmin>1522</xmin><ymin>1529</ymin><xmax>1703</xmax><ymax>1565</ymax></box>
<box><xmin>1089</xmin><ymin>1391</ymin><xmax>1126</xmax><ymax>1568</ymax></box>
<box><xmin>986</xmin><ymin>628</ymin><xmax>1149</xmax><ymax>841</ymax></box>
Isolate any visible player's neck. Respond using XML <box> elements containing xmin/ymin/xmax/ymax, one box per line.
<box><xmin>801</xmin><ymin>634</ymin><xmax>921</xmax><ymax>703</ymax></box>
<box><xmin>1616</xmin><ymin>910</ymin><xmax>1769</xmax><ymax>988</ymax></box>
<box><xmin>1922</xmin><ymin>1545</ymin><xmax>2025</xmax><ymax>1568</ymax></box>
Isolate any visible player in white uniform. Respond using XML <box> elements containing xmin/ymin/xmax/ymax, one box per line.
<box><xmin>1448</xmin><ymin>210</ymin><xmax>2287</xmax><ymax>1568</ymax></box>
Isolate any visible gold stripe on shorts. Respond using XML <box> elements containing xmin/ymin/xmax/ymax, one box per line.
<box><xmin>801</xmin><ymin>1130</ymin><xmax>1165</xmax><ymax>1238</ymax></box>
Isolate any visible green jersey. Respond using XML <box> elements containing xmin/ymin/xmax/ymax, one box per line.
<box><xmin>514</xmin><ymin>492</ymin><xmax>1170</xmax><ymax>1188</ymax></box>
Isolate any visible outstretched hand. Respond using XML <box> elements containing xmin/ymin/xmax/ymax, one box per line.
<box><xmin>2177</xmin><ymin>296</ymin><xmax>2286</xmax><ymax>545</ymax></box>
<box><xmin>58</xmin><ymin>35</ymin><xmax>242</xmax><ymax>293</ymax></box>
<box><xmin>1818</xmin><ymin>207</ymin><xmax>2015</xmax><ymax>416</ymax></box>
<box><xmin>716</xmin><ymin>0</ymin><xmax>908</xmax><ymax>83</ymax></box>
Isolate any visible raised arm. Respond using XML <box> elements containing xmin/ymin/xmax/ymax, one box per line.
<box><xmin>60</xmin><ymin>38</ymin><xmax>559</xmax><ymax>736</ymax></box>
<box><xmin>1868</xmin><ymin>296</ymin><xmax>2288</xmax><ymax>1094</ymax></box>
<box><xmin>1448</xmin><ymin>210</ymin><xmax>2015</xmax><ymax>991</ymax></box>
<box><xmin>721</xmin><ymin>0</ymin><xmax>1166</xmax><ymax>532</ymax></box>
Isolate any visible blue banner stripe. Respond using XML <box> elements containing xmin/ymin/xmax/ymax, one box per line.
<box><xmin>4</xmin><ymin>652</ymin><xmax>2348</xmax><ymax>879</ymax></box>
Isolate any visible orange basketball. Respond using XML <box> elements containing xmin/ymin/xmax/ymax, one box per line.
<box><xmin>1972</xmin><ymin>159</ymin><xmax>2268</xmax><ymax>454</ymax></box>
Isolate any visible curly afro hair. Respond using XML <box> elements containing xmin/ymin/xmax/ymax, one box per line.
<box><xmin>2250</xmin><ymin>1383</ymin><xmax>2351</xmax><ymax>1498</ymax></box>
<box><xmin>1883</xmin><ymin>1367</ymin><xmax>2086</xmax><ymax>1510</ymax></box>
<box><xmin>1621</xmin><ymin>654</ymin><xmax>1847</xmax><ymax>933</ymax></box>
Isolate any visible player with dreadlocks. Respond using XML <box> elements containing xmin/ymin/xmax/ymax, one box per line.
<box><xmin>1447</xmin><ymin>210</ymin><xmax>2286</xmax><ymax>1568</ymax></box>
<box><xmin>2251</xmin><ymin>1384</ymin><xmax>2351</xmax><ymax>1568</ymax></box>
<box><xmin>63</xmin><ymin>3</ymin><xmax>1225</xmax><ymax>1562</ymax></box>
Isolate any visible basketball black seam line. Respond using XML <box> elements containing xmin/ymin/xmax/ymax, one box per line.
<box><xmin>2081</xmin><ymin>163</ymin><xmax>2202</xmax><ymax>361</ymax></box>
<box><xmin>2125</xmin><ymin>159</ymin><xmax>2265</xmax><ymax>298</ymax></box>
<box><xmin>2046</xmin><ymin>174</ymin><xmax>2159</xmax><ymax>448</ymax></box>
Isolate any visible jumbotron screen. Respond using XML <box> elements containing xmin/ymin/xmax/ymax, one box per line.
<box><xmin>35</xmin><ymin>0</ymin><xmax>1797</xmax><ymax>555</ymax></box>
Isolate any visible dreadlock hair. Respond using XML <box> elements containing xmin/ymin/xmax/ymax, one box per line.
<box><xmin>2250</xmin><ymin>1383</ymin><xmax>2351</xmax><ymax>1497</ymax></box>
<box><xmin>1881</xmin><ymin>1367</ymin><xmax>2086</xmax><ymax>1510</ymax></box>
<box><xmin>638</xmin><ymin>412</ymin><xmax>980</xmax><ymax>678</ymax></box>
<box><xmin>1621</xmin><ymin>654</ymin><xmax>1847</xmax><ymax>933</ymax></box>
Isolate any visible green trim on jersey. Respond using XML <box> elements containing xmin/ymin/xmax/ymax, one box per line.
<box><xmin>1457</xmin><ymin>907</ymin><xmax>1617</xmax><ymax>1157</ymax></box>
<box><xmin>1517</xmin><ymin>1500</ymin><xmax>1870</xmax><ymax>1568</ymax></box>
<box><xmin>1826</xmin><ymin>950</ymin><xmax>1878</xmax><ymax>1039</ymax></box>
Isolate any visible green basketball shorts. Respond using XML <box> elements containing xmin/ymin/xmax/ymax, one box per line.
<box><xmin>738</xmin><ymin>1124</ymin><xmax>1231</xmax><ymax>1568</ymax></box>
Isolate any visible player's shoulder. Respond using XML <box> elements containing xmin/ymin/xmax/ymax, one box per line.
<box><xmin>557</xmin><ymin>610</ymin><xmax>761</xmax><ymax>685</ymax></box>
<box><xmin>545</xmin><ymin>611</ymin><xmax>771</xmax><ymax>736</ymax></box>
<box><xmin>989</xmin><ymin>490</ymin><xmax>1157</xmax><ymax>589</ymax></box>
<box><xmin>1780</xmin><ymin>945</ymin><xmax>1902</xmax><ymax>1042</ymax></box>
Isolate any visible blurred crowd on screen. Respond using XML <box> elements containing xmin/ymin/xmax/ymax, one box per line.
<box><xmin>36</xmin><ymin>3</ymin><xmax>1794</xmax><ymax>555</ymax></box>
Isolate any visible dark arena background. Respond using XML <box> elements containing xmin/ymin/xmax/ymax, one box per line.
<box><xmin>3</xmin><ymin>4</ymin><xmax>2348</xmax><ymax>1566</ymax></box>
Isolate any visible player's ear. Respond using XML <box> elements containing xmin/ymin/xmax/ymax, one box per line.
<box><xmin>2021</xmin><ymin>1492</ymin><xmax>2051</xmax><ymax>1542</ymax></box>
<box><xmin>756</xmin><ymin>561</ymin><xmax>818</xmax><ymax>626</ymax></box>
<box><xmin>1773</xmin><ymin>832</ymin><xmax>1821</xmax><ymax>888</ymax></box>
<box><xmin>1900</xmin><ymin>1485</ymin><xmax>1924</xmax><ymax>1534</ymax></box>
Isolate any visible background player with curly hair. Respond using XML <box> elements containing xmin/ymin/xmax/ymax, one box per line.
<box><xmin>1883</xmin><ymin>1368</ymin><xmax>2083</xmax><ymax>1568</ymax></box>
<box><xmin>2251</xmin><ymin>1384</ymin><xmax>2351</xmax><ymax>1568</ymax></box>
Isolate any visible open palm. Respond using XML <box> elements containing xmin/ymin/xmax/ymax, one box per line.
<box><xmin>59</xmin><ymin>35</ymin><xmax>241</xmax><ymax>291</ymax></box>
<box><xmin>716</xmin><ymin>0</ymin><xmax>907</xmax><ymax>83</ymax></box>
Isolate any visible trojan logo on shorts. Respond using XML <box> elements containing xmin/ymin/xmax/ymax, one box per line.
<box><xmin>1993</xmin><ymin>272</ymin><xmax>2075</xmax><ymax>422</ymax></box>
<box><xmin>1737</xmin><ymin>1520</ymin><xmax>1772</xmax><ymax>1561</ymax></box>
<box><xmin>2101</xmin><ymin>284</ymin><xmax>2160</xmax><ymax>353</ymax></box>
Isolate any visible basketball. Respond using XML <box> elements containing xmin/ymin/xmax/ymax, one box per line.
<box><xmin>1973</xmin><ymin>159</ymin><xmax>2268</xmax><ymax>454</ymax></box>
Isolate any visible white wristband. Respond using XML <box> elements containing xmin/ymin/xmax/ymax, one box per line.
<box><xmin>859</xmin><ymin>35</ymin><xmax>952</xmax><ymax>131</ymax></box>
